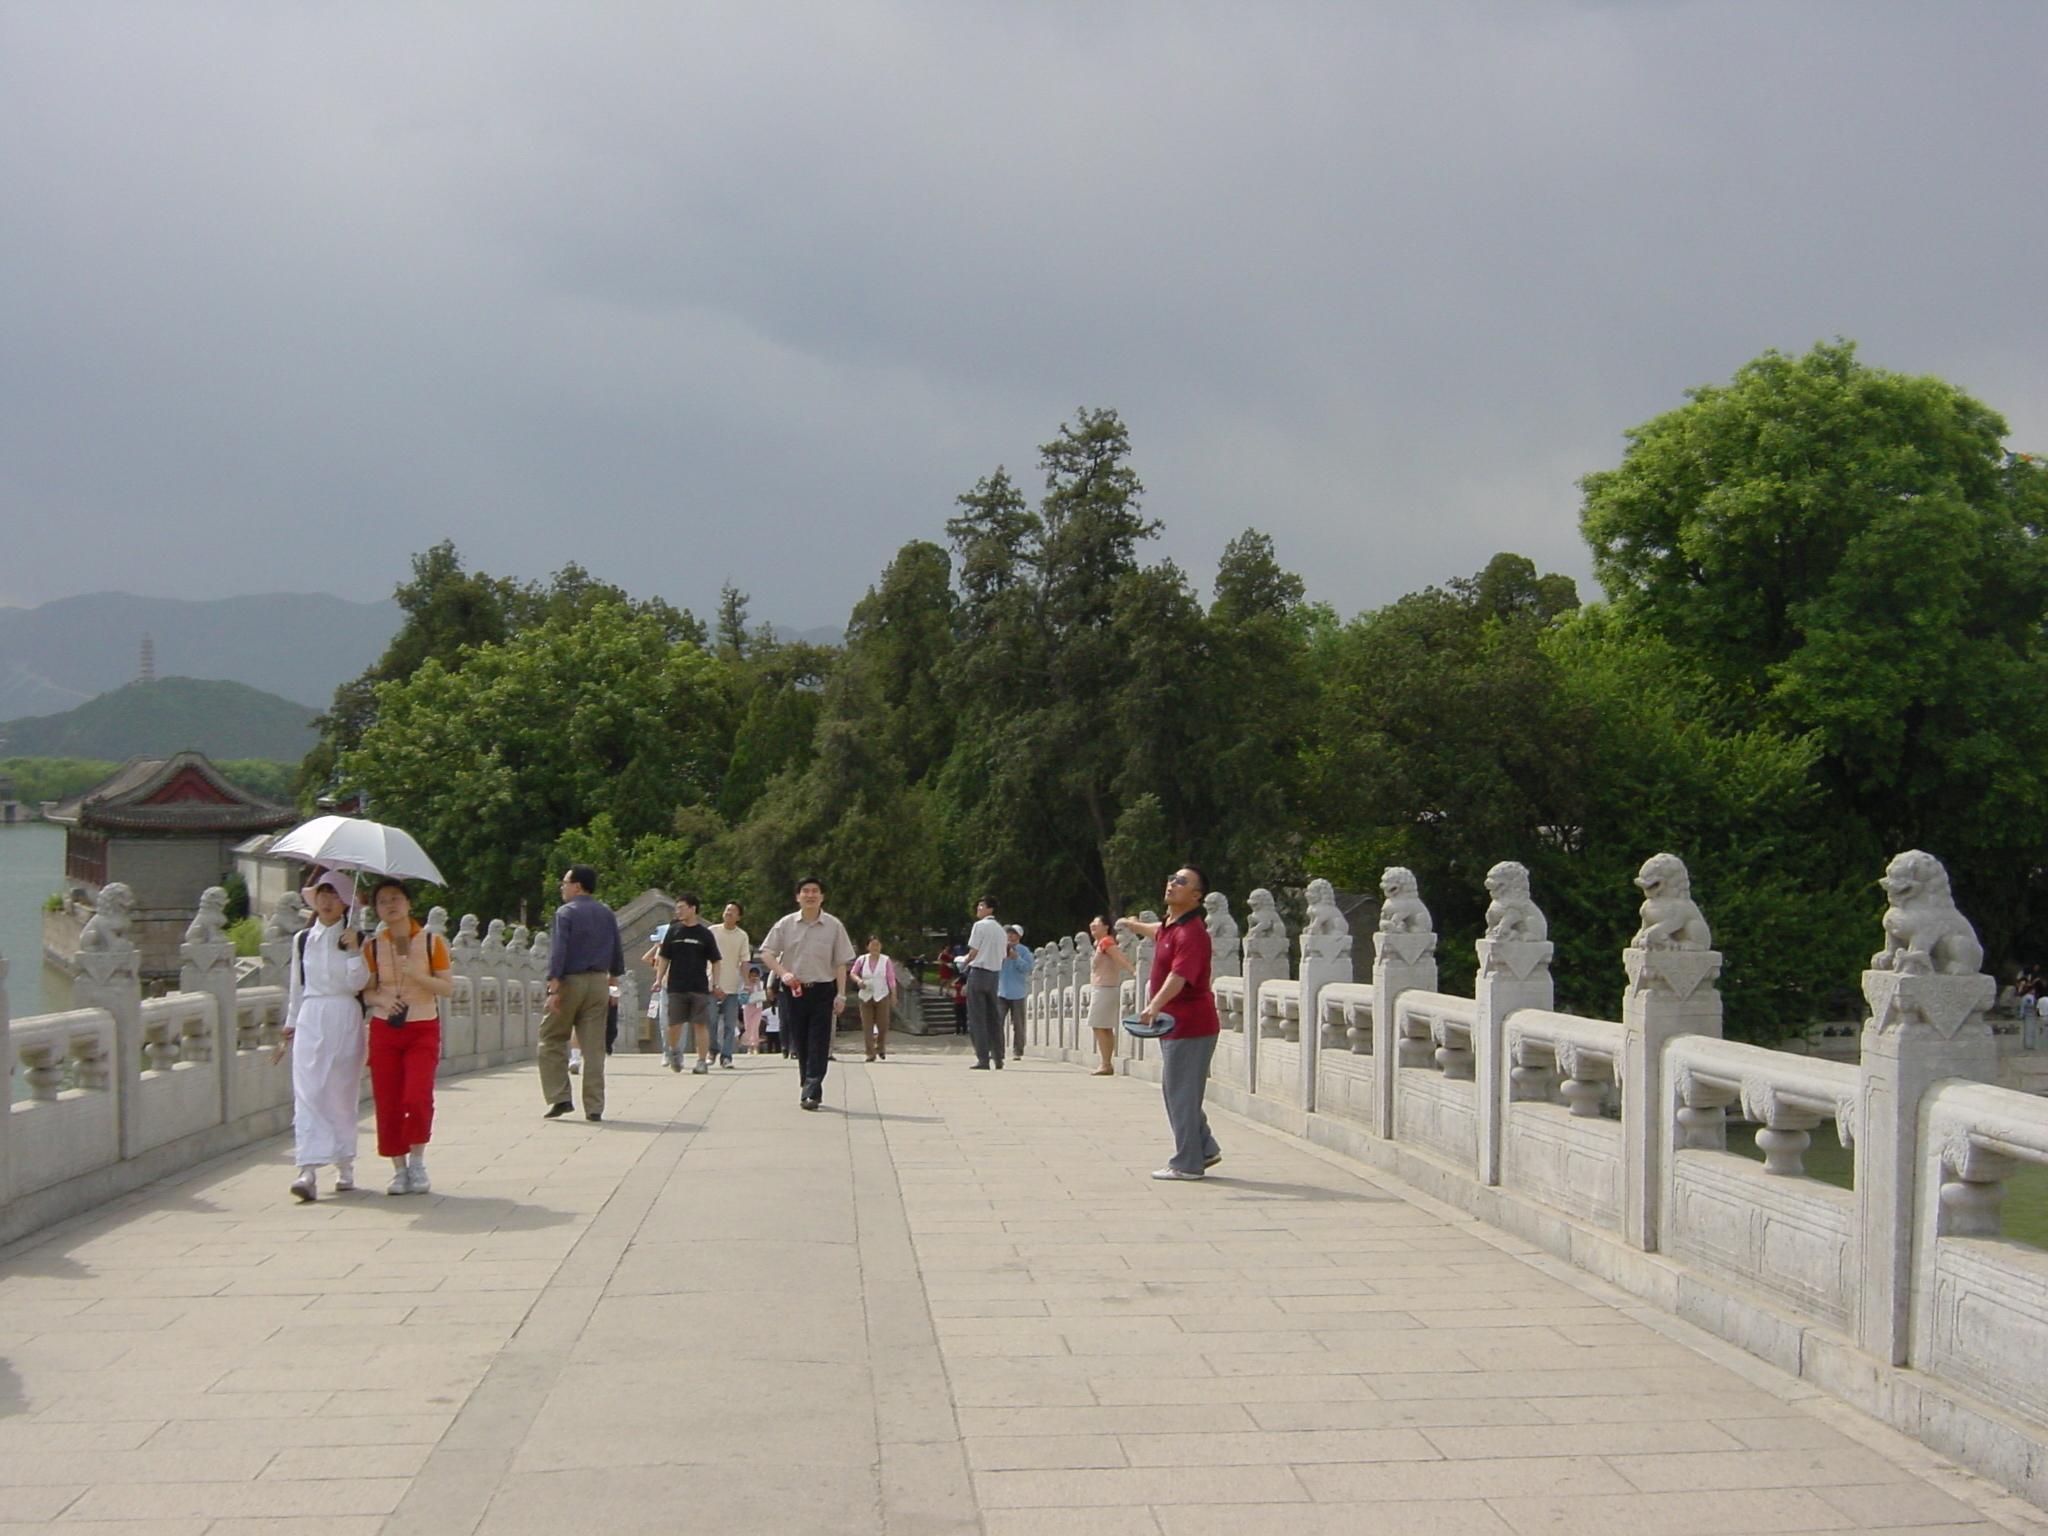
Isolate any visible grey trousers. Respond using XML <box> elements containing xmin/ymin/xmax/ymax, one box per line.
<box><xmin>1001</xmin><ymin>995</ymin><xmax>1027</xmax><ymax>1056</ymax></box>
<box><xmin>965</xmin><ymin>968</ymin><xmax>1003</xmax><ymax>1064</ymax></box>
<box><xmin>1158</xmin><ymin>1032</ymin><xmax>1220</xmax><ymax>1174</ymax></box>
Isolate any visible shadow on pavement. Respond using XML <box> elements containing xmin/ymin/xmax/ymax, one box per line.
<box><xmin>1208</xmin><ymin>1177</ymin><xmax>1395</xmax><ymax>1203</ymax></box>
<box><xmin>0</xmin><ymin>1359</ymin><xmax>25</xmax><ymax>1418</ymax></box>
<box><xmin>834</xmin><ymin>1109</ymin><xmax>943</xmax><ymax>1124</ymax></box>
<box><xmin>401</xmin><ymin>1195</ymin><xmax>578</xmax><ymax>1234</ymax></box>
<box><xmin>0</xmin><ymin>1250</ymin><xmax>94</xmax><ymax>1281</ymax></box>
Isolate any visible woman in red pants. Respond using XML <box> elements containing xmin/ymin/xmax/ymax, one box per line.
<box><xmin>363</xmin><ymin>879</ymin><xmax>453</xmax><ymax>1195</ymax></box>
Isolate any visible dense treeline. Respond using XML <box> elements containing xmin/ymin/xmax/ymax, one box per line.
<box><xmin>309</xmin><ymin>343</ymin><xmax>2048</xmax><ymax>1043</ymax></box>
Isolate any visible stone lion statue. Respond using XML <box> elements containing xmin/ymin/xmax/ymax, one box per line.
<box><xmin>457</xmin><ymin>913</ymin><xmax>480</xmax><ymax>943</ymax></box>
<box><xmin>78</xmin><ymin>882</ymin><xmax>136</xmax><ymax>951</ymax></box>
<box><xmin>1244</xmin><ymin>887</ymin><xmax>1289</xmax><ymax>960</ymax></box>
<box><xmin>1301</xmin><ymin>878</ymin><xmax>1352</xmax><ymax>961</ymax></box>
<box><xmin>1483</xmin><ymin>861</ymin><xmax>1547</xmax><ymax>943</ymax></box>
<box><xmin>183</xmin><ymin>886</ymin><xmax>230</xmax><ymax>946</ymax></box>
<box><xmin>263</xmin><ymin>892</ymin><xmax>308</xmax><ymax>942</ymax></box>
<box><xmin>1630</xmin><ymin>853</ymin><xmax>1712</xmax><ymax>951</ymax></box>
<box><xmin>1204</xmin><ymin>891</ymin><xmax>1241</xmax><ymax>970</ymax></box>
<box><xmin>1378</xmin><ymin>867</ymin><xmax>1432</xmax><ymax>935</ymax></box>
<box><xmin>1871</xmin><ymin>849</ymin><xmax>1983</xmax><ymax>977</ymax></box>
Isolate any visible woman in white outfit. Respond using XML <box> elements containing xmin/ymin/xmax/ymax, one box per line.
<box><xmin>283</xmin><ymin>871</ymin><xmax>369</xmax><ymax>1202</ymax></box>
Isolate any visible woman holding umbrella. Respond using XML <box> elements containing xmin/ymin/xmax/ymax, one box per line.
<box><xmin>362</xmin><ymin>879</ymin><xmax>454</xmax><ymax>1194</ymax></box>
<box><xmin>282</xmin><ymin>870</ymin><xmax>370</xmax><ymax>1202</ymax></box>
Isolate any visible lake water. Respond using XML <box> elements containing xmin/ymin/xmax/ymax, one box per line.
<box><xmin>0</xmin><ymin>821</ymin><xmax>64</xmax><ymax>1017</ymax></box>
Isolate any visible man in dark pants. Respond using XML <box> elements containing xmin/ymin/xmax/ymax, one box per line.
<box><xmin>541</xmin><ymin>865</ymin><xmax>624</xmax><ymax>1122</ymax></box>
<box><xmin>758</xmin><ymin>877</ymin><xmax>855</xmax><ymax>1110</ymax></box>
<box><xmin>962</xmin><ymin>897</ymin><xmax>1007</xmax><ymax>1069</ymax></box>
<box><xmin>1119</xmin><ymin>867</ymin><xmax>1222</xmax><ymax>1180</ymax></box>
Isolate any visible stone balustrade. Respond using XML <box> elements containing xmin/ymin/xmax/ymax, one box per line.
<box><xmin>1022</xmin><ymin>850</ymin><xmax>2048</xmax><ymax>1507</ymax></box>
<box><xmin>3</xmin><ymin>895</ymin><xmax>554</xmax><ymax>1247</ymax></box>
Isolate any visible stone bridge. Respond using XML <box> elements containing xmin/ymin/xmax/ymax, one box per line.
<box><xmin>2</xmin><ymin>855</ymin><xmax>2047</xmax><ymax>1533</ymax></box>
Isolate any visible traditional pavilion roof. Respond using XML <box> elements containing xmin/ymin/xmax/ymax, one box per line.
<box><xmin>44</xmin><ymin>752</ymin><xmax>300</xmax><ymax>835</ymax></box>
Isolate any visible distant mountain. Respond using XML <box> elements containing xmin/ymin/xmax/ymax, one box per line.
<box><xmin>769</xmin><ymin>624</ymin><xmax>845</xmax><ymax>648</ymax></box>
<box><xmin>0</xmin><ymin>592</ymin><xmax>400</xmax><ymax>720</ymax></box>
<box><xmin>0</xmin><ymin>678</ymin><xmax>318</xmax><ymax>762</ymax></box>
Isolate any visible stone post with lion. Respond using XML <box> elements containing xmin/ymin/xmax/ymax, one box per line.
<box><xmin>1855</xmin><ymin>849</ymin><xmax>1998</xmax><ymax>1365</ymax></box>
<box><xmin>1620</xmin><ymin>853</ymin><xmax>1722</xmax><ymax>1251</ymax></box>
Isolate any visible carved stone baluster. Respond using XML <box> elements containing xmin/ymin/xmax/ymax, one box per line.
<box><xmin>1556</xmin><ymin>1043</ymin><xmax>1609</xmax><ymax>1118</ymax></box>
<box><xmin>1508</xmin><ymin>1037</ymin><xmax>1558</xmax><ymax>1103</ymax></box>
<box><xmin>178</xmin><ymin>1009</ymin><xmax>214</xmax><ymax>1065</ymax></box>
<box><xmin>1434</xmin><ymin>1019</ymin><xmax>1474</xmax><ymax>1080</ymax></box>
<box><xmin>1674</xmin><ymin>1071</ymin><xmax>1736</xmax><ymax>1151</ymax></box>
<box><xmin>1939</xmin><ymin>1136</ymin><xmax>2018</xmax><ymax>1238</ymax></box>
<box><xmin>1397</xmin><ymin>1010</ymin><xmax>1436</xmax><ymax>1069</ymax></box>
<box><xmin>21</xmin><ymin>1041</ymin><xmax>65</xmax><ymax>1101</ymax></box>
<box><xmin>142</xmin><ymin>1019</ymin><xmax>179</xmax><ymax>1073</ymax></box>
<box><xmin>1741</xmin><ymin>1080</ymin><xmax>1823</xmax><ymax>1177</ymax></box>
<box><xmin>69</xmin><ymin>1031</ymin><xmax>110</xmax><ymax>1092</ymax></box>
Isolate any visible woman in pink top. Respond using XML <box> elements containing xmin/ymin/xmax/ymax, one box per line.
<box><xmin>1087</xmin><ymin>915</ymin><xmax>1135</xmax><ymax>1075</ymax></box>
<box><xmin>851</xmin><ymin>936</ymin><xmax>898</xmax><ymax>1061</ymax></box>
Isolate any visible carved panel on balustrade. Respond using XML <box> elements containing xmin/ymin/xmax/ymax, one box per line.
<box><xmin>1314</xmin><ymin>1049</ymin><xmax>1376</xmax><ymax>1127</ymax></box>
<box><xmin>131</xmin><ymin>997</ymin><xmax>223</xmax><ymax>1157</ymax></box>
<box><xmin>1664</xmin><ymin>1150</ymin><xmax>1855</xmax><ymax>1331</ymax></box>
<box><xmin>1257</xmin><ymin>1037</ymin><xmax>1303</xmax><ymax>1108</ymax></box>
<box><xmin>1212</xmin><ymin>1030</ymin><xmax>1248</xmax><ymax>1092</ymax></box>
<box><xmin>1501</xmin><ymin>1105</ymin><xmax>1623</xmax><ymax>1230</ymax></box>
<box><xmin>224</xmin><ymin>988</ymin><xmax>291</xmax><ymax>1121</ymax></box>
<box><xmin>7</xmin><ymin>1014</ymin><xmax>120</xmax><ymax>1197</ymax></box>
<box><xmin>1919</xmin><ymin>1239</ymin><xmax>2048</xmax><ymax>1429</ymax></box>
<box><xmin>1394</xmin><ymin>1069</ymin><xmax>1477</xmax><ymax>1171</ymax></box>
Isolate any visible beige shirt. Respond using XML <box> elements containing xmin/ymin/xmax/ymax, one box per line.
<box><xmin>759</xmin><ymin>909</ymin><xmax>855</xmax><ymax>984</ymax></box>
<box><xmin>712</xmin><ymin>923</ymin><xmax>752</xmax><ymax>993</ymax></box>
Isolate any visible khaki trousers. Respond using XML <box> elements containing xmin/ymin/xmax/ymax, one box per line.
<box><xmin>540</xmin><ymin>971</ymin><xmax>610</xmax><ymax>1115</ymax></box>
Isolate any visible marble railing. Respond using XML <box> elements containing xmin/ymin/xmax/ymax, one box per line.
<box><xmin>1023</xmin><ymin>857</ymin><xmax>2048</xmax><ymax>1509</ymax></box>
<box><xmin>1</xmin><ymin>900</ymin><xmax>619</xmax><ymax>1247</ymax></box>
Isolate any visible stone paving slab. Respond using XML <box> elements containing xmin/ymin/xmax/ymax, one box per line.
<box><xmin>1</xmin><ymin>1038</ymin><xmax>2045</xmax><ymax>1534</ymax></box>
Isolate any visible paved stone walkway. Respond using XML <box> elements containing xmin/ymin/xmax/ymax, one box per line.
<box><xmin>3</xmin><ymin>1039</ymin><xmax>2046</xmax><ymax>1535</ymax></box>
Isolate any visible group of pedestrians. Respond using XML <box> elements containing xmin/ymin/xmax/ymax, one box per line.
<box><xmin>283</xmin><ymin>856</ymin><xmax>1221</xmax><ymax>1196</ymax></box>
<box><xmin>282</xmin><ymin>870</ymin><xmax>452</xmax><ymax>1201</ymax></box>
<box><xmin>953</xmin><ymin>871</ymin><xmax>1221</xmax><ymax>1181</ymax></box>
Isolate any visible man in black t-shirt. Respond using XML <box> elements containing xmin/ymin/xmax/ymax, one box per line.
<box><xmin>658</xmin><ymin>895</ymin><xmax>725</xmax><ymax>1075</ymax></box>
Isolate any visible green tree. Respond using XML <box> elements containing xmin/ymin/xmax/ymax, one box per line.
<box><xmin>1581</xmin><ymin>340</ymin><xmax>2048</xmax><ymax>963</ymax></box>
<box><xmin>1305</xmin><ymin>553</ymin><xmax>1588</xmax><ymax>991</ymax></box>
<box><xmin>300</xmin><ymin>545</ymin><xmax>706</xmax><ymax>805</ymax></box>
<box><xmin>336</xmin><ymin>604</ymin><xmax>733</xmax><ymax>919</ymax></box>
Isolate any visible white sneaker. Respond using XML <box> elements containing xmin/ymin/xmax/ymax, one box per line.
<box><xmin>290</xmin><ymin>1169</ymin><xmax>317</xmax><ymax>1203</ymax></box>
<box><xmin>1151</xmin><ymin>1167</ymin><xmax>1204</xmax><ymax>1181</ymax></box>
<box><xmin>408</xmin><ymin>1163</ymin><xmax>431</xmax><ymax>1195</ymax></box>
<box><xmin>692</xmin><ymin>1058</ymin><xmax>709</xmax><ymax>1074</ymax></box>
<box><xmin>334</xmin><ymin>1160</ymin><xmax>356</xmax><ymax>1192</ymax></box>
<box><xmin>387</xmin><ymin>1167</ymin><xmax>415</xmax><ymax>1196</ymax></box>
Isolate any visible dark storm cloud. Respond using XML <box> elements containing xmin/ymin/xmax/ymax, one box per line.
<box><xmin>2</xmin><ymin>1</ymin><xmax>2043</xmax><ymax>623</ymax></box>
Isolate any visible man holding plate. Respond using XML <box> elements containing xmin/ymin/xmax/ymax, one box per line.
<box><xmin>1118</xmin><ymin>866</ymin><xmax>1222</xmax><ymax>1182</ymax></box>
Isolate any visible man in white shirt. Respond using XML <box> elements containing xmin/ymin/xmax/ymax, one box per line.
<box><xmin>710</xmin><ymin>902</ymin><xmax>751</xmax><ymax>1068</ymax></box>
<box><xmin>758</xmin><ymin>877</ymin><xmax>856</xmax><ymax>1110</ymax></box>
<box><xmin>963</xmin><ymin>897</ymin><xmax>1008</xmax><ymax>1070</ymax></box>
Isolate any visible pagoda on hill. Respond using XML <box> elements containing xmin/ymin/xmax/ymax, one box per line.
<box><xmin>44</xmin><ymin>752</ymin><xmax>299</xmax><ymax>987</ymax></box>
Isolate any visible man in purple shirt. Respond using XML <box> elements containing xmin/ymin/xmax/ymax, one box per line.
<box><xmin>540</xmin><ymin>864</ymin><xmax>625</xmax><ymax>1122</ymax></box>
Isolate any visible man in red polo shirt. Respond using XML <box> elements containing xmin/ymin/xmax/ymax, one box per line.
<box><xmin>1120</xmin><ymin>865</ymin><xmax>1222</xmax><ymax>1181</ymax></box>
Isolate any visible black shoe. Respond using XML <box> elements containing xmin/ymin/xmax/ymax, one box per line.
<box><xmin>994</xmin><ymin>1059</ymin><xmax>1004</xmax><ymax>1069</ymax></box>
<box><xmin>544</xmin><ymin>1101</ymin><xmax>574</xmax><ymax>1119</ymax></box>
<box><xmin>586</xmin><ymin>1111</ymin><xmax>603</xmax><ymax>1122</ymax></box>
<box><xmin>969</xmin><ymin>1062</ymin><xmax>990</xmax><ymax>1070</ymax></box>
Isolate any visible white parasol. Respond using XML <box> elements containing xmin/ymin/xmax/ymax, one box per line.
<box><xmin>268</xmin><ymin>815</ymin><xmax>446</xmax><ymax>885</ymax></box>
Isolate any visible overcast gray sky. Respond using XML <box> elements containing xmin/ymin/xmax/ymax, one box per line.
<box><xmin>3</xmin><ymin>1</ymin><xmax>2043</xmax><ymax>628</ymax></box>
